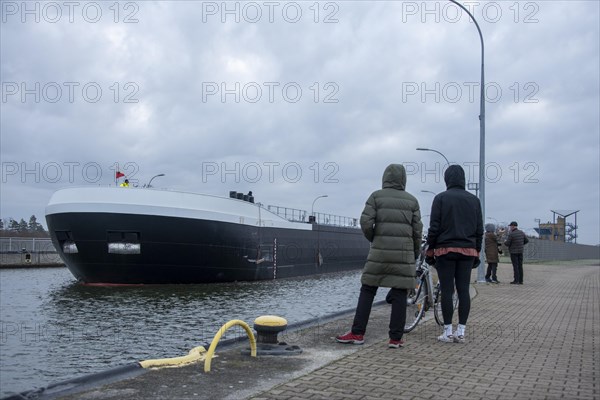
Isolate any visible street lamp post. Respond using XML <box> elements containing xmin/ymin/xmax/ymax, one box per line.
<box><xmin>147</xmin><ymin>173</ymin><xmax>165</xmax><ymax>188</ymax></box>
<box><xmin>416</xmin><ymin>147</ymin><xmax>450</xmax><ymax>167</ymax></box>
<box><xmin>448</xmin><ymin>0</ymin><xmax>486</xmax><ymax>282</ymax></box>
<box><xmin>467</xmin><ymin>182</ymin><xmax>479</xmax><ymax>198</ymax></box>
<box><xmin>311</xmin><ymin>195</ymin><xmax>328</xmax><ymax>217</ymax></box>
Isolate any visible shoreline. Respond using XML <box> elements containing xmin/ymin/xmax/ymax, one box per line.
<box><xmin>0</xmin><ymin>263</ymin><xmax>65</xmax><ymax>269</ymax></box>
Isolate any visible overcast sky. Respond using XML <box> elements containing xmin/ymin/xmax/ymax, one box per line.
<box><xmin>1</xmin><ymin>0</ymin><xmax>599</xmax><ymax>245</ymax></box>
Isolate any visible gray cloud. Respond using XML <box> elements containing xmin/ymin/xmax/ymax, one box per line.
<box><xmin>1</xmin><ymin>1</ymin><xmax>598</xmax><ymax>244</ymax></box>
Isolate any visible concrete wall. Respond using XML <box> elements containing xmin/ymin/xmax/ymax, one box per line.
<box><xmin>0</xmin><ymin>252</ymin><xmax>64</xmax><ymax>267</ymax></box>
<box><xmin>521</xmin><ymin>238</ymin><xmax>599</xmax><ymax>261</ymax></box>
<box><xmin>0</xmin><ymin>238</ymin><xmax>64</xmax><ymax>267</ymax></box>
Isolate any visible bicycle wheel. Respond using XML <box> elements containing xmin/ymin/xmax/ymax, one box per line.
<box><xmin>433</xmin><ymin>283</ymin><xmax>458</xmax><ymax>326</ymax></box>
<box><xmin>404</xmin><ymin>276</ymin><xmax>428</xmax><ymax>332</ymax></box>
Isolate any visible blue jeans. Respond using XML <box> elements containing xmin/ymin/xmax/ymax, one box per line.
<box><xmin>436</xmin><ymin>253</ymin><xmax>474</xmax><ymax>325</ymax></box>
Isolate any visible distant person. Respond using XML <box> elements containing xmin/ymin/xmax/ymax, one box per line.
<box><xmin>504</xmin><ymin>221</ymin><xmax>529</xmax><ymax>284</ymax></box>
<box><xmin>426</xmin><ymin>165</ymin><xmax>483</xmax><ymax>344</ymax></box>
<box><xmin>484</xmin><ymin>224</ymin><xmax>502</xmax><ymax>283</ymax></box>
<box><xmin>336</xmin><ymin>164</ymin><xmax>422</xmax><ymax>348</ymax></box>
<box><xmin>119</xmin><ymin>179</ymin><xmax>129</xmax><ymax>187</ymax></box>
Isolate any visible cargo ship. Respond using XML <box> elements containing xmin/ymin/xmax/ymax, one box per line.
<box><xmin>45</xmin><ymin>187</ymin><xmax>370</xmax><ymax>284</ymax></box>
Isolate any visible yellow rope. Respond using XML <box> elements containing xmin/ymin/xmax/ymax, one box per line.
<box><xmin>139</xmin><ymin>346</ymin><xmax>207</xmax><ymax>369</ymax></box>
<box><xmin>204</xmin><ymin>319</ymin><xmax>256</xmax><ymax>372</ymax></box>
<box><xmin>138</xmin><ymin>319</ymin><xmax>257</xmax><ymax>373</ymax></box>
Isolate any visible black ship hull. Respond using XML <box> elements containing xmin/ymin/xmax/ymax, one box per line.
<box><xmin>45</xmin><ymin>187</ymin><xmax>369</xmax><ymax>284</ymax></box>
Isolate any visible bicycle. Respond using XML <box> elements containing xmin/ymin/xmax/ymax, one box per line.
<box><xmin>404</xmin><ymin>244</ymin><xmax>458</xmax><ymax>332</ymax></box>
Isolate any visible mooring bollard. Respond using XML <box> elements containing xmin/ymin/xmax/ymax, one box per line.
<box><xmin>241</xmin><ymin>315</ymin><xmax>302</xmax><ymax>356</ymax></box>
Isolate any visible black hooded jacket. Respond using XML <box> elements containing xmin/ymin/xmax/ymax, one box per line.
<box><xmin>426</xmin><ymin>165</ymin><xmax>483</xmax><ymax>252</ymax></box>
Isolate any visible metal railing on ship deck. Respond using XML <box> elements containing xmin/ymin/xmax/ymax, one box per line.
<box><xmin>266</xmin><ymin>205</ymin><xmax>358</xmax><ymax>228</ymax></box>
<box><xmin>313</xmin><ymin>212</ymin><xmax>358</xmax><ymax>228</ymax></box>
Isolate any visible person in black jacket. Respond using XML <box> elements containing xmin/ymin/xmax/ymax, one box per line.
<box><xmin>426</xmin><ymin>165</ymin><xmax>483</xmax><ymax>343</ymax></box>
<box><xmin>504</xmin><ymin>221</ymin><xmax>529</xmax><ymax>284</ymax></box>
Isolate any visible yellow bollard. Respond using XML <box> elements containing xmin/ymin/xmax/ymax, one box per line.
<box><xmin>204</xmin><ymin>319</ymin><xmax>256</xmax><ymax>373</ymax></box>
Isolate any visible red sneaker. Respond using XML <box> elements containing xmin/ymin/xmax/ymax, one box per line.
<box><xmin>335</xmin><ymin>331</ymin><xmax>364</xmax><ymax>344</ymax></box>
<box><xmin>388</xmin><ymin>339</ymin><xmax>405</xmax><ymax>348</ymax></box>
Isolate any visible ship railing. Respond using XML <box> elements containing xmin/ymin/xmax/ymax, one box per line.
<box><xmin>266</xmin><ymin>205</ymin><xmax>358</xmax><ymax>228</ymax></box>
<box><xmin>314</xmin><ymin>212</ymin><xmax>359</xmax><ymax>228</ymax></box>
<box><xmin>266</xmin><ymin>205</ymin><xmax>308</xmax><ymax>223</ymax></box>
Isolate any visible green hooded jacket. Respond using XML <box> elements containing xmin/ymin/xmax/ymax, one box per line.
<box><xmin>360</xmin><ymin>164</ymin><xmax>423</xmax><ymax>289</ymax></box>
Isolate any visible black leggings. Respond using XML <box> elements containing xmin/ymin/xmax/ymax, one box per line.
<box><xmin>436</xmin><ymin>253</ymin><xmax>474</xmax><ymax>325</ymax></box>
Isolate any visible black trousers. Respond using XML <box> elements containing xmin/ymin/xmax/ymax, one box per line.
<box><xmin>485</xmin><ymin>262</ymin><xmax>498</xmax><ymax>280</ymax></box>
<box><xmin>351</xmin><ymin>284</ymin><xmax>407</xmax><ymax>341</ymax></box>
<box><xmin>510</xmin><ymin>253</ymin><xmax>524</xmax><ymax>283</ymax></box>
<box><xmin>436</xmin><ymin>253</ymin><xmax>474</xmax><ymax>326</ymax></box>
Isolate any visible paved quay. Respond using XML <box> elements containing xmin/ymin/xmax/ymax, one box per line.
<box><xmin>53</xmin><ymin>262</ymin><xmax>598</xmax><ymax>400</ymax></box>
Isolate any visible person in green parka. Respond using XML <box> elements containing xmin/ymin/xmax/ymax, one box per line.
<box><xmin>336</xmin><ymin>164</ymin><xmax>423</xmax><ymax>348</ymax></box>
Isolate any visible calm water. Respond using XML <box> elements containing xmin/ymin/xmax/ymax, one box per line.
<box><xmin>0</xmin><ymin>267</ymin><xmax>384</xmax><ymax>397</ymax></box>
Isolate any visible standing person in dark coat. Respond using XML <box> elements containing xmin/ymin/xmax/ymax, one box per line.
<box><xmin>426</xmin><ymin>165</ymin><xmax>483</xmax><ymax>344</ymax></box>
<box><xmin>336</xmin><ymin>164</ymin><xmax>422</xmax><ymax>348</ymax></box>
<box><xmin>505</xmin><ymin>221</ymin><xmax>529</xmax><ymax>284</ymax></box>
<box><xmin>484</xmin><ymin>224</ymin><xmax>502</xmax><ymax>283</ymax></box>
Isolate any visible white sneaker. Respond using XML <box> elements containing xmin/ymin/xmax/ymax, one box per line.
<box><xmin>453</xmin><ymin>332</ymin><xmax>465</xmax><ymax>343</ymax></box>
<box><xmin>437</xmin><ymin>333</ymin><xmax>454</xmax><ymax>343</ymax></box>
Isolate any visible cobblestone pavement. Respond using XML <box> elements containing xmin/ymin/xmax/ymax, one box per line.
<box><xmin>250</xmin><ymin>263</ymin><xmax>599</xmax><ymax>400</ymax></box>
